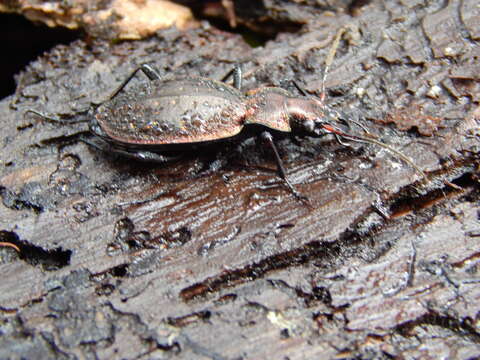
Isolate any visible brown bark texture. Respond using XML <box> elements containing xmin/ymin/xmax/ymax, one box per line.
<box><xmin>1</xmin><ymin>0</ymin><xmax>479</xmax><ymax>359</ymax></box>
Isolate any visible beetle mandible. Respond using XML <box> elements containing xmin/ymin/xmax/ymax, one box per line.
<box><xmin>28</xmin><ymin>29</ymin><xmax>427</xmax><ymax>200</ymax></box>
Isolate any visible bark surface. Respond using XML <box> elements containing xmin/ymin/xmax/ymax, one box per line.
<box><xmin>0</xmin><ymin>1</ymin><xmax>479</xmax><ymax>359</ymax></box>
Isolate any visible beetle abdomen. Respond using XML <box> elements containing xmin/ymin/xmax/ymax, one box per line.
<box><xmin>96</xmin><ymin>78</ymin><xmax>247</xmax><ymax>145</ymax></box>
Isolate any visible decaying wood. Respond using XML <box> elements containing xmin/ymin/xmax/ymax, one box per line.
<box><xmin>1</xmin><ymin>1</ymin><xmax>479</xmax><ymax>359</ymax></box>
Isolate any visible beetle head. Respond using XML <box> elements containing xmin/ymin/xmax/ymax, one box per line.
<box><xmin>286</xmin><ymin>94</ymin><xmax>429</xmax><ymax>181</ymax></box>
<box><xmin>287</xmin><ymin>96</ymin><xmax>349</xmax><ymax>137</ymax></box>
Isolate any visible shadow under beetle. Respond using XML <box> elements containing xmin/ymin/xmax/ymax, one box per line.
<box><xmin>28</xmin><ymin>30</ymin><xmax>427</xmax><ymax>200</ymax></box>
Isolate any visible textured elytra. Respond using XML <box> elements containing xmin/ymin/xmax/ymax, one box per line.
<box><xmin>96</xmin><ymin>77</ymin><xmax>248</xmax><ymax>144</ymax></box>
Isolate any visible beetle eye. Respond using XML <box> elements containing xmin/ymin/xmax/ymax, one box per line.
<box><xmin>303</xmin><ymin>119</ymin><xmax>314</xmax><ymax>132</ymax></box>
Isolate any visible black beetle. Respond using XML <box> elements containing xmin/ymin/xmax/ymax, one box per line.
<box><xmin>27</xmin><ymin>32</ymin><xmax>426</xmax><ymax>199</ymax></box>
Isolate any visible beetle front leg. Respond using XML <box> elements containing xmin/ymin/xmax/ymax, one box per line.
<box><xmin>259</xmin><ymin>131</ymin><xmax>308</xmax><ymax>202</ymax></box>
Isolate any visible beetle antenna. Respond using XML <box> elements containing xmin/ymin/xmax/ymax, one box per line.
<box><xmin>342</xmin><ymin>134</ymin><xmax>428</xmax><ymax>181</ymax></box>
<box><xmin>0</xmin><ymin>242</ymin><xmax>20</xmax><ymax>252</ymax></box>
<box><xmin>321</xmin><ymin>27</ymin><xmax>346</xmax><ymax>102</ymax></box>
<box><xmin>322</xmin><ymin>123</ymin><xmax>427</xmax><ymax>180</ymax></box>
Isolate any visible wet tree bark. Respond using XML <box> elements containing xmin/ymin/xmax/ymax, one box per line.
<box><xmin>1</xmin><ymin>1</ymin><xmax>479</xmax><ymax>359</ymax></box>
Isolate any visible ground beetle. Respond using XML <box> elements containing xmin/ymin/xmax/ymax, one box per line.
<box><xmin>27</xmin><ymin>29</ymin><xmax>427</xmax><ymax>199</ymax></box>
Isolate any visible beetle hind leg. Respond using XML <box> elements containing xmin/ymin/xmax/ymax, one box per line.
<box><xmin>80</xmin><ymin>137</ymin><xmax>182</xmax><ymax>164</ymax></box>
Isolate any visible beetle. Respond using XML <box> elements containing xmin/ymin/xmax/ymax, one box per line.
<box><xmin>27</xmin><ymin>32</ymin><xmax>427</xmax><ymax>200</ymax></box>
<box><xmin>89</xmin><ymin>63</ymin><xmax>344</xmax><ymax>199</ymax></box>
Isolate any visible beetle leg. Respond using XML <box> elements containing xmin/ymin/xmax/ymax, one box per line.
<box><xmin>80</xmin><ymin>137</ymin><xmax>181</xmax><ymax>164</ymax></box>
<box><xmin>259</xmin><ymin>131</ymin><xmax>291</xmax><ymax>186</ymax></box>
<box><xmin>121</xmin><ymin>149</ymin><xmax>182</xmax><ymax>163</ymax></box>
<box><xmin>109</xmin><ymin>64</ymin><xmax>162</xmax><ymax>100</ymax></box>
<box><xmin>25</xmin><ymin>109</ymin><xmax>89</xmax><ymax>125</ymax></box>
<box><xmin>260</xmin><ymin>131</ymin><xmax>308</xmax><ymax>201</ymax></box>
<box><xmin>221</xmin><ymin>65</ymin><xmax>242</xmax><ymax>90</ymax></box>
<box><xmin>290</xmin><ymin>80</ymin><xmax>309</xmax><ymax>97</ymax></box>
